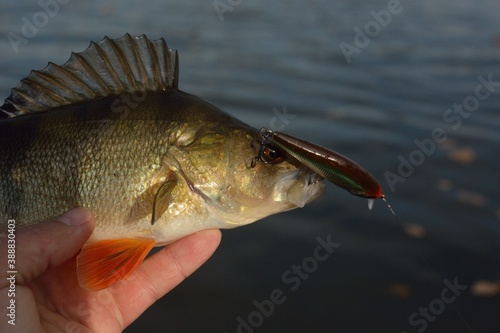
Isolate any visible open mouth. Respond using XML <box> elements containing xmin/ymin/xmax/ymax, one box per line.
<box><xmin>275</xmin><ymin>168</ymin><xmax>325</xmax><ymax>208</ymax></box>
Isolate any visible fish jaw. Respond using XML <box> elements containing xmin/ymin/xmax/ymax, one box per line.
<box><xmin>204</xmin><ymin>168</ymin><xmax>325</xmax><ymax>228</ymax></box>
<box><xmin>275</xmin><ymin>169</ymin><xmax>325</xmax><ymax>209</ymax></box>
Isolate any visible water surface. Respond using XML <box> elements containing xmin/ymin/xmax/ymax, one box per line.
<box><xmin>1</xmin><ymin>1</ymin><xmax>499</xmax><ymax>332</ymax></box>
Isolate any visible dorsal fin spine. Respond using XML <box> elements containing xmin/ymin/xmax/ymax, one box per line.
<box><xmin>23</xmin><ymin>78</ymin><xmax>63</xmax><ymax>105</ymax></box>
<box><xmin>123</xmin><ymin>35</ymin><xmax>143</xmax><ymax>89</ymax></box>
<box><xmin>41</xmin><ymin>62</ymin><xmax>95</xmax><ymax>104</ymax></box>
<box><xmin>173</xmin><ymin>50</ymin><xmax>179</xmax><ymax>89</ymax></box>
<box><xmin>161</xmin><ymin>39</ymin><xmax>172</xmax><ymax>89</ymax></box>
<box><xmin>148</xmin><ymin>39</ymin><xmax>162</xmax><ymax>88</ymax></box>
<box><xmin>45</xmin><ymin>62</ymin><xmax>96</xmax><ymax>99</ymax></box>
<box><xmin>107</xmin><ymin>36</ymin><xmax>136</xmax><ymax>90</ymax></box>
<box><xmin>118</xmin><ymin>34</ymin><xmax>141</xmax><ymax>90</ymax></box>
<box><xmin>9</xmin><ymin>88</ymin><xmax>40</xmax><ymax>112</ymax></box>
<box><xmin>129</xmin><ymin>34</ymin><xmax>149</xmax><ymax>88</ymax></box>
<box><xmin>70</xmin><ymin>52</ymin><xmax>107</xmax><ymax>95</ymax></box>
<box><xmin>93</xmin><ymin>40</ymin><xmax>125</xmax><ymax>91</ymax></box>
<box><xmin>32</xmin><ymin>70</ymin><xmax>82</xmax><ymax>100</ymax></box>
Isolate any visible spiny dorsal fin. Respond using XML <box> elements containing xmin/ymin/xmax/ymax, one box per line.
<box><xmin>0</xmin><ymin>34</ymin><xmax>179</xmax><ymax>117</ymax></box>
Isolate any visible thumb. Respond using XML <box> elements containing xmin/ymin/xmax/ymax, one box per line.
<box><xmin>0</xmin><ymin>207</ymin><xmax>95</xmax><ymax>286</ymax></box>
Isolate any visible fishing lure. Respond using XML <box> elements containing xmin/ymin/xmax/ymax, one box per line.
<box><xmin>251</xmin><ymin>127</ymin><xmax>395</xmax><ymax>213</ymax></box>
<box><xmin>251</xmin><ymin>129</ymin><xmax>468</xmax><ymax>324</ymax></box>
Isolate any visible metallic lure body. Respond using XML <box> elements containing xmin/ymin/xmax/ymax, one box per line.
<box><xmin>253</xmin><ymin>128</ymin><xmax>384</xmax><ymax>199</ymax></box>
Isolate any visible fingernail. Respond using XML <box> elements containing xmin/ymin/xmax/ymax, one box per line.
<box><xmin>57</xmin><ymin>207</ymin><xmax>91</xmax><ymax>226</ymax></box>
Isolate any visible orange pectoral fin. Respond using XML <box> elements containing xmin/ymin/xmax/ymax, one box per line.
<box><xmin>77</xmin><ymin>237</ymin><xmax>157</xmax><ymax>291</ymax></box>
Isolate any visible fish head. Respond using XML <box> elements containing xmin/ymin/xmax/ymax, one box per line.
<box><xmin>171</xmin><ymin>119</ymin><xmax>325</xmax><ymax>228</ymax></box>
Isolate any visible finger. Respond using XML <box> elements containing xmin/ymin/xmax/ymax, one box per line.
<box><xmin>0</xmin><ymin>208</ymin><xmax>95</xmax><ymax>286</ymax></box>
<box><xmin>111</xmin><ymin>229</ymin><xmax>222</xmax><ymax>327</ymax></box>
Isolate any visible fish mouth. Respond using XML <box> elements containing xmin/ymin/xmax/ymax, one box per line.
<box><xmin>274</xmin><ymin>168</ymin><xmax>325</xmax><ymax>208</ymax></box>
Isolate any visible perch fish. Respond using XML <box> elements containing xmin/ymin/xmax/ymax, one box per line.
<box><xmin>0</xmin><ymin>34</ymin><xmax>383</xmax><ymax>290</ymax></box>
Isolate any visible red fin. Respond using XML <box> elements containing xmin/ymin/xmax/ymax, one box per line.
<box><xmin>77</xmin><ymin>237</ymin><xmax>156</xmax><ymax>291</ymax></box>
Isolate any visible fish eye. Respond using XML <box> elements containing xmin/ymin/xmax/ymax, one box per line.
<box><xmin>260</xmin><ymin>144</ymin><xmax>285</xmax><ymax>164</ymax></box>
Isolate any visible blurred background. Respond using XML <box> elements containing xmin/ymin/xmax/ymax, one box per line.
<box><xmin>1</xmin><ymin>0</ymin><xmax>499</xmax><ymax>332</ymax></box>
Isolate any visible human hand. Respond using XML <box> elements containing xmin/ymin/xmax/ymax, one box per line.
<box><xmin>0</xmin><ymin>208</ymin><xmax>221</xmax><ymax>333</ymax></box>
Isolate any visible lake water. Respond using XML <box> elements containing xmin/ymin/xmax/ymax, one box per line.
<box><xmin>1</xmin><ymin>0</ymin><xmax>499</xmax><ymax>332</ymax></box>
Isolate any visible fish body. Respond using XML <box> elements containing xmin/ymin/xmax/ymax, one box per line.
<box><xmin>1</xmin><ymin>91</ymin><xmax>294</xmax><ymax>241</ymax></box>
<box><xmin>0</xmin><ymin>35</ymin><xmax>324</xmax><ymax>290</ymax></box>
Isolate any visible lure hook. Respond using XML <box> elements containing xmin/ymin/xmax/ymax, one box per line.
<box><xmin>250</xmin><ymin>128</ymin><xmax>276</xmax><ymax>167</ymax></box>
